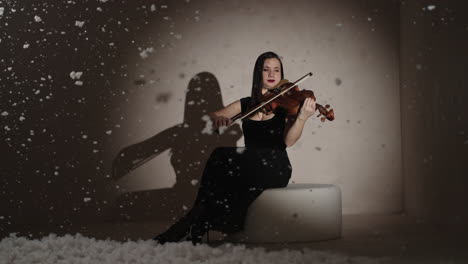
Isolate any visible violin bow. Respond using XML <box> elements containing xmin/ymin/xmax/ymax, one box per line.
<box><xmin>228</xmin><ymin>72</ymin><xmax>313</xmax><ymax>126</ymax></box>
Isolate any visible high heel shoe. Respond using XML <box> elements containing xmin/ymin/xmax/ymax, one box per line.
<box><xmin>189</xmin><ymin>210</ymin><xmax>211</xmax><ymax>245</ymax></box>
<box><xmin>153</xmin><ymin>220</ymin><xmax>192</xmax><ymax>244</ymax></box>
<box><xmin>153</xmin><ymin>202</ymin><xmax>206</xmax><ymax>244</ymax></box>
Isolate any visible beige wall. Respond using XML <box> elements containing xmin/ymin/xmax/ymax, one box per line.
<box><xmin>110</xmin><ymin>0</ymin><xmax>402</xmax><ymax>220</ymax></box>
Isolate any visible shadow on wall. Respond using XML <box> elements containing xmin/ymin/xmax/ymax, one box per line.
<box><xmin>109</xmin><ymin>72</ymin><xmax>242</xmax><ymax>222</ymax></box>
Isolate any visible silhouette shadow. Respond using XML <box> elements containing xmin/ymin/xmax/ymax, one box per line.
<box><xmin>109</xmin><ymin>72</ymin><xmax>242</xmax><ymax>222</ymax></box>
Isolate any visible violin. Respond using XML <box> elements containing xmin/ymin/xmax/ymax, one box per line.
<box><xmin>228</xmin><ymin>72</ymin><xmax>334</xmax><ymax>126</ymax></box>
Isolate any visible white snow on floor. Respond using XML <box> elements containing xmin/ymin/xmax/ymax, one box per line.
<box><xmin>0</xmin><ymin>233</ymin><xmax>380</xmax><ymax>264</ymax></box>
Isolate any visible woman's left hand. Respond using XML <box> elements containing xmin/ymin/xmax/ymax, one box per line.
<box><xmin>297</xmin><ymin>97</ymin><xmax>316</xmax><ymax>120</ymax></box>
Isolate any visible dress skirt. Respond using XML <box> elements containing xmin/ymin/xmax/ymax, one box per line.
<box><xmin>194</xmin><ymin>146</ymin><xmax>292</xmax><ymax>234</ymax></box>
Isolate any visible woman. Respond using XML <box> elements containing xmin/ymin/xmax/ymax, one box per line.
<box><xmin>153</xmin><ymin>51</ymin><xmax>316</xmax><ymax>245</ymax></box>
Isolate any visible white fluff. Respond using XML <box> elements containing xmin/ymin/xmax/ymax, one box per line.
<box><xmin>0</xmin><ymin>233</ymin><xmax>379</xmax><ymax>264</ymax></box>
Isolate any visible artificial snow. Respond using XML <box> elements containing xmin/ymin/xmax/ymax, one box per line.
<box><xmin>0</xmin><ymin>233</ymin><xmax>379</xmax><ymax>264</ymax></box>
<box><xmin>201</xmin><ymin>115</ymin><xmax>214</xmax><ymax>135</ymax></box>
<box><xmin>139</xmin><ymin>47</ymin><xmax>154</xmax><ymax>59</ymax></box>
<box><xmin>75</xmin><ymin>20</ymin><xmax>85</xmax><ymax>27</ymax></box>
<box><xmin>70</xmin><ymin>71</ymin><xmax>83</xmax><ymax>80</ymax></box>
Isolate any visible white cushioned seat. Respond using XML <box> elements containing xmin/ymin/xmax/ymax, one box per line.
<box><xmin>224</xmin><ymin>183</ymin><xmax>342</xmax><ymax>243</ymax></box>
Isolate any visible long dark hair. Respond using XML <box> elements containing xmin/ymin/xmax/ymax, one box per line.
<box><xmin>251</xmin><ymin>51</ymin><xmax>284</xmax><ymax>107</ymax></box>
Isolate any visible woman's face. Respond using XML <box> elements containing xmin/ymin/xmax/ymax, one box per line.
<box><xmin>262</xmin><ymin>58</ymin><xmax>281</xmax><ymax>90</ymax></box>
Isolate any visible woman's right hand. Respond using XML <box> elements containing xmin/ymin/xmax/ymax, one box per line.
<box><xmin>212</xmin><ymin>115</ymin><xmax>232</xmax><ymax>128</ymax></box>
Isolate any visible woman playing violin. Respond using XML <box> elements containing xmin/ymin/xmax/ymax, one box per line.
<box><xmin>153</xmin><ymin>51</ymin><xmax>317</xmax><ymax>245</ymax></box>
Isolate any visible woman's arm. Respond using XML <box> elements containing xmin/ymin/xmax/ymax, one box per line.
<box><xmin>209</xmin><ymin>100</ymin><xmax>241</xmax><ymax>128</ymax></box>
<box><xmin>284</xmin><ymin>97</ymin><xmax>316</xmax><ymax>147</ymax></box>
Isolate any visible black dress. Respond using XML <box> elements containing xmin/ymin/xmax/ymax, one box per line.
<box><xmin>193</xmin><ymin>96</ymin><xmax>292</xmax><ymax>234</ymax></box>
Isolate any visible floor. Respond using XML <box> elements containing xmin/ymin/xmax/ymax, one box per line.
<box><xmin>3</xmin><ymin>214</ymin><xmax>468</xmax><ymax>263</ymax></box>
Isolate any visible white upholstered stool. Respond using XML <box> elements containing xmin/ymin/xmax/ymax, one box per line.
<box><xmin>224</xmin><ymin>183</ymin><xmax>342</xmax><ymax>243</ymax></box>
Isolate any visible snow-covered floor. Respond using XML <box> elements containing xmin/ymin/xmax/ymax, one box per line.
<box><xmin>0</xmin><ymin>233</ymin><xmax>379</xmax><ymax>264</ymax></box>
<box><xmin>1</xmin><ymin>214</ymin><xmax>467</xmax><ymax>264</ymax></box>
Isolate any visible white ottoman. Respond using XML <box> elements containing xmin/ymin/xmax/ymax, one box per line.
<box><xmin>224</xmin><ymin>184</ymin><xmax>342</xmax><ymax>243</ymax></box>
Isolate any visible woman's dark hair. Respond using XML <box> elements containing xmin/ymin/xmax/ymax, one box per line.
<box><xmin>251</xmin><ymin>51</ymin><xmax>284</xmax><ymax>107</ymax></box>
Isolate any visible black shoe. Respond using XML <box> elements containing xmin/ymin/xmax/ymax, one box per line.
<box><xmin>153</xmin><ymin>227</ymin><xmax>191</xmax><ymax>244</ymax></box>
<box><xmin>189</xmin><ymin>212</ymin><xmax>211</xmax><ymax>245</ymax></box>
<box><xmin>153</xmin><ymin>202</ymin><xmax>206</xmax><ymax>244</ymax></box>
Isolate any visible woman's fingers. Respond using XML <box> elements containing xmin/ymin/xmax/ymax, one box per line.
<box><xmin>306</xmin><ymin>97</ymin><xmax>316</xmax><ymax>112</ymax></box>
<box><xmin>300</xmin><ymin>98</ymin><xmax>316</xmax><ymax>116</ymax></box>
<box><xmin>214</xmin><ymin>116</ymin><xmax>231</xmax><ymax>128</ymax></box>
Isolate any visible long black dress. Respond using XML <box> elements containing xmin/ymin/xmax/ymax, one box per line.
<box><xmin>192</xmin><ymin>96</ymin><xmax>292</xmax><ymax>234</ymax></box>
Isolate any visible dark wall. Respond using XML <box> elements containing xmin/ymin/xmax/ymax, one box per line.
<box><xmin>1</xmin><ymin>0</ymin><xmax>168</xmax><ymax>231</ymax></box>
<box><xmin>400</xmin><ymin>0</ymin><xmax>468</xmax><ymax>227</ymax></box>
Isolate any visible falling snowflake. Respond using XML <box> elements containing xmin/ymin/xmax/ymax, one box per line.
<box><xmin>427</xmin><ymin>5</ymin><xmax>436</xmax><ymax>11</ymax></box>
<box><xmin>139</xmin><ymin>47</ymin><xmax>154</xmax><ymax>59</ymax></box>
<box><xmin>83</xmin><ymin>197</ymin><xmax>92</xmax><ymax>202</ymax></box>
<box><xmin>191</xmin><ymin>179</ymin><xmax>199</xmax><ymax>186</ymax></box>
<box><xmin>34</xmin><ymin>15</ymin><xmax>42</xmax><ymax>22</ymax></box>
<box><xmin>75</xmin><ymin>21</ymin><xmax>85</xmax><ymax>27</ymax></box>
<box><xmin>201</xmin><ymin>115</ymin><xmax>214</xmax><ymax>135</ymax></box>
<box><xmin>70</xmin><ymin>71</ymin><xmax>83</xmax><ymax>79</ymax></box>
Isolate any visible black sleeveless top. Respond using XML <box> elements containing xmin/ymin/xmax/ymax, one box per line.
<box><xmin>240</xmin><ymin>97</ymin><xmax>287</xmax><ymax>149</ymax></box>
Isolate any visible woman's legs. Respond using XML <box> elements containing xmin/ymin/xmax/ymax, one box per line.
<box><xmin>154</xmin><ymin>147</ymin><xmax>247</xmax><ymax>244</ymax></box>
<box><xmin>188</xmin><ymin>203</ymin><xmax>211</xmax><ymax>245</ymax></box>
<box><xmin>153</xmin><ymin>151</ymin><xmax>219</xmax><ymax>245</ymax></box>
